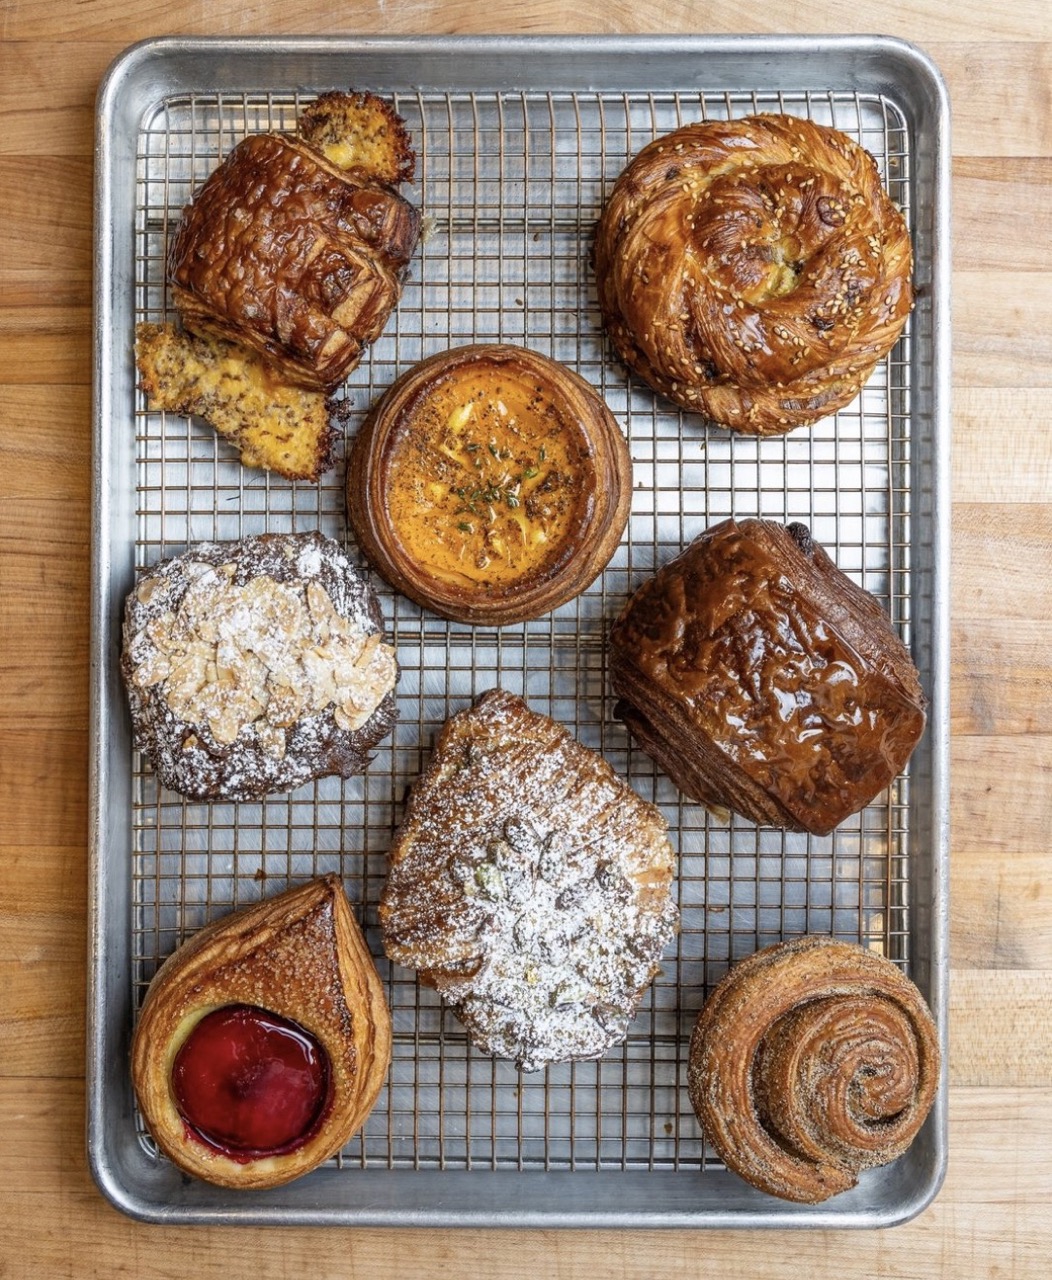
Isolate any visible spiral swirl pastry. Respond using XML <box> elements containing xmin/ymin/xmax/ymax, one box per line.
<box><xmin>688</xmin><ymin>936</ymin><xmax>940</xmax><ymax>1203</ymax></box>
<box><xmin>594</xmin><ymin>114</ymin><xmax>913</xmax><ymax>434</ymax></box>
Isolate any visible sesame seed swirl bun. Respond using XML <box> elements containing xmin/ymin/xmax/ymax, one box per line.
<box><xmin>594</xmin><ymin>114</ymin><xmax>913</xmax><ymax>434</ymax></box>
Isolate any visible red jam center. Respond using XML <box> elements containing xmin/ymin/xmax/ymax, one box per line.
<box><xmin>172</xmin><ymin>1004</ymin><xmax>331</xmax><ymax>1161</ymax></box>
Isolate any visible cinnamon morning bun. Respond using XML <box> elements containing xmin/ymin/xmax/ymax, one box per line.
<box><xmin>594</xmin><ymin>113</ymin><xmax>913</xmax><ymax>434</ymax></box>
<box><xmin>131</xmin><ymin>876</ymin><xmax>392</xmax><ymax>1190</ymax></box>
<box><xmin>688</xmin><ymin>936</ymin><xmax>940</xmax><ymax>1203</ymax></box>
<box><xmin>348</xmin><ymin>345</ymin><xmax>632</xmax><ymax>625</ymax></box>
<box><xmin>609</xmin><ymin>518</ymin><xmax>926</xmax><ymax>835</ymax></box>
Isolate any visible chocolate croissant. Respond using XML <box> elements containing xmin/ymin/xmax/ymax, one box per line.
<box><xmin>594</xmin><ymin>114</ymin><xmax>912</xmax><ymax>434</ymax></box>
<box><xmin>688</xmin><ymin>936</ymin><xmax>941</xmax><ymax>1203</ymax></box>
<box><xmin>609</xmin><ymin>518</ymin><xmax>926</xmax><ymax>835</ymax></box>
<box><xmin>131</xmin><ymin>876</ymin><xmax>392</xmax><ymax>1190</ymax></box>
<box><xmin>168</xmin><ymin>91</ymin><xmax>420</xmax><ymax>393</ymax></box>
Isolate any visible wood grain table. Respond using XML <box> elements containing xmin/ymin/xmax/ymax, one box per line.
<box><xmin>2</xmin><ymin>3</ymin><xmax>1050</xmax><ymax>1276</ymax></box>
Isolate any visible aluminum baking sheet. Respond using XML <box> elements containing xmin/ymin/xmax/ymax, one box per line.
<box><xmin>89</xmin><ymin>35</ymin><xmax>950</xmax><ymax>1227</ymax></box>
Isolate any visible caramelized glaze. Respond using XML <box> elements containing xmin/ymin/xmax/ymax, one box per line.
<box><xmin>169</xmin><ymin>115</ymin><xmax>419</xmax><ymax>392</ymax></box>
<box><xmin>609</xmin><ymin>518</ymin><xmax>926</xmax><ymax>834</ymax></box>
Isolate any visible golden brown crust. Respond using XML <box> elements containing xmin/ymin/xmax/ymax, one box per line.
<box><xmin>687</xmin><ymin>936</ymin><xmax>940</xmax><ymax>1203</ymax></box>
<box><xmin>130</xmin><ymin>876</ymin><xmax>391</xmax><ymax>1189</ymax></box>
<box><xmin>594</xmin><ymin>114</ymin><xmax>913</xmax><ymax>434</ymax></box>
<box><xmin>297</xmin><ymin>90</ymin><xmax>416</xmax><ymax>185</ymax></box>
<box><xmin>609</xmin><ymin>518</ymin><xmax>926</xmax><ymax>835</ymax></box>
<box><xmin>347</xmin><ymin>345</ymin><xmax>632</xmax><ymax>626</ymax></box>
<box><xmin>168</xmin><ymin>95</ymin><xmax>420</xmax><ymax>393</ymax></box>
<box><xmin>134</xmin><ymin>322</ymin><xmax>336</xmax><ymax>481</ymax></box>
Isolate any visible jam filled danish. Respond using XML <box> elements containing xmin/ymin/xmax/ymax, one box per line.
<box><xmin>131</xmin><ymin>876</ymin><xmax>392</xmax><ymax>1190</ymax></box>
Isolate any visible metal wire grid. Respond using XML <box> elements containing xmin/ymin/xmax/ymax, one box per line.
<box><xmin>129</xmin><ymin>86</ymin><xmax>914</xmax><ymax>1174</ymax></box>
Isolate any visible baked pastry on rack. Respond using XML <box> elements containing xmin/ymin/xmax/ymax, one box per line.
<box><xmin>609</xmin><ymin>518</ymin><xmax>926</xmax><ymax>835</ymax></box>
<box><xmin>593</xmin><ymin>113</ymin><xmax>913</xmax><ymax>434</ymax></box>
<box><xmin>347</xmin><ymin>344</ymin><xmax>632</xmax><ymax>625</ymax></box>
<box><xmin>380</xmin><ymin>689</ymin><xmax>678</xmax><ymax>1071</ymax></box>
<box><xmin>121</xmin><ymin>531</ymin><xmax>398</xmax><ymax>802</ymax></box>
<box><xmin>688</xmin><ymin>936</ymin><xmax>941</xmax><ymax>1203</ymax></box>
<box><xmin>134</xmin><ymin>323</ymin><xmax>336</xmax><ymax>482</ymax></box>
<box><xmin>136</xmin><ymin>90</ymin><xmax>420</xmax><ymax>478</ymax></box>
<box><xmin>131</xmin><ymin>876</ymin><xmax>392</xmax><ymax>1190</ymax></box>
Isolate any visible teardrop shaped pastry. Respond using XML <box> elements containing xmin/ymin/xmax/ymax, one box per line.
<box><xmin>688</xmin><ymin>936</ymin><xmax>940</xmax><ymax>1203</ymax></box>
<box><xmin>347</xmin><ymin>345</ymin><xmax>632</xmax><ymax>625</ymax></box>
<box><xmin>594</xmin><ymin>114</ymin><xmax>913</xmax><ymax>434</ymax></box>
<box><xmin>131</xmin><ymin>876</ymin><xmax>391</xmax><ymax>1189</ymax></box>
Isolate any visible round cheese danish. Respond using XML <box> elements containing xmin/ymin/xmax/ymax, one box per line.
<box><xmin>347</xmin><ymin>345</ymin><xmax>631</xmax><ymax>625</ymax></box>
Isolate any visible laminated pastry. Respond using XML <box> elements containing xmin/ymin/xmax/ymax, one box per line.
<box><xmin>121</xmin><ymin>531</ymin><xmax>398</xmax><ymax>802</ymax></box>
<box><xmin>380</xmin><ymin>689</ymin><xmax>678</xmax><ymax>1071</ymax></box>
<box><xmin>609</xmin><ymin>518</ymin><xmax>926</xmax><ymax>836</ymax></box>
<box><xmin>347</xmin><ymin>344</ymin><xmax>632</xmax><ymax>625</ymax></box>
<box><xmin>594</xmin><ymin>113</ymin><xmax>913</xmax><ymax>434</ymax></box>
<box><xmin>167</xmin><ymin>90</ymin><xmax>420</xmax><ymax>392</ymax></box>
<box><xmin>131</xmin><ymin>876</ymin><xmax>392</xmax><ymax>1190</ymax></box>
<box><xmin>688</xmin><ymin>936</ymin><xmax>941</xmax><ymax>1203</ymax></box>
<box><xmin>135</xmin><ymin>91</ymin><xmax>420</xmax><ymax>479</ymax></box>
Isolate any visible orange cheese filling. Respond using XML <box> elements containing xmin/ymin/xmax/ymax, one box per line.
<box><xmin>383</xmin><ymin>362</ymin><xmax>590</xmax><ymax>590</ymax></box>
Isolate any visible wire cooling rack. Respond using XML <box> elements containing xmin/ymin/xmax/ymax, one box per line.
<box><xmin>130</xmin><ymin>86</ymin><xmax>913</xmax><ymax>1174</ymax></box>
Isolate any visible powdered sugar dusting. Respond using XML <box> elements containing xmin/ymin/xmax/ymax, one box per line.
<box><xmin>122</xmin><ymin>532</ymin><xmax>398</xmax><ymax>801</ymax></box>
<box><xmin>381</xmin><ymin>689</ymin><xmax>678</xmax><ymax>1071</ymax></box>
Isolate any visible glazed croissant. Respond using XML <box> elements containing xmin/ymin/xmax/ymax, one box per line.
<box><xmin>688</xmin><ymin>936</ymin><xmax>941</xmax><ymax>1203</ymax></box>
<box><xmin>168</xmin><ymin>91</ymin><xmax>421</xmax><ymax>393</ymax></box>
<box><xmin>594</xmin><ymin>114</ymin><xmax>912</xmax><ymax>434</ymax></box>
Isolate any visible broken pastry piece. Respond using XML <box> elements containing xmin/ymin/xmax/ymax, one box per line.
<box><xmin>135</xmin><ymin>323</ymin><xmax>335</xmax><ymax>481</ymax></box>
<box><xmin>121</xmin><ymin>532</ymin><xmax>398</xmax><ymax>802</ymax></box>
<box><xmin>380</xmin><ymin>689</ymin><xmax>678</xmax><ymax>1071</ymax></box>
<box><xmin>136</xmin><ymin>90</ymin><xmax>420</xmax><ymax>478</ymax></box>
<box><xmin>131</xmin><ymin>876</ymin><xmax>392</xmax><ymax>1190</ymax></box>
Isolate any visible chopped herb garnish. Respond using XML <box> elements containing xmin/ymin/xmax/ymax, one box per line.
<box><xmin>488</xmin><ymin>442</ymin><xmax>500</xmax><ymax>458</ymax></box>
<box><xmin>506</xmin><ymin>494</ymin><xmax>520</xmax><ymax>509</ymax></box>
<box><xmin>539</xmin><ymin>446</ymin><xmax>546</xmax><ymax>461</ymax></box>
<box><xmin>457</xmin><ymin>521</ymin><xmax>473</xmax><ymax>533</ymax></box>
<box><xmin>523</xmin><ymin>467</ymin><xmax>539</xmax><ymax>479</ymax></box>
